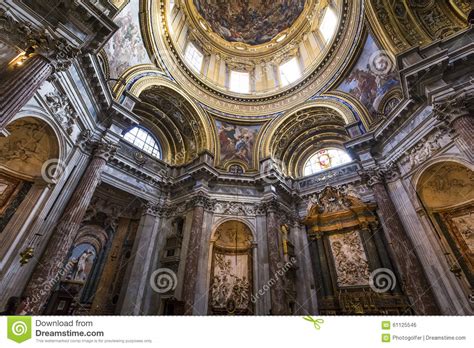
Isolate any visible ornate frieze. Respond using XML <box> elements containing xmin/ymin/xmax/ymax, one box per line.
<box><xmin>399</xmin><ymin>128</ymin><xmax>448</xmax><ymax>170</ymax></box>
<box><xmin>45</xmin><ymin>90</ymin><xmax>78</xmax><ymax>135</ymax></box>
<box><xmin>213</xmin><ymin>201</ymin><xmax>256</xmax><ymax>216</ymax></box>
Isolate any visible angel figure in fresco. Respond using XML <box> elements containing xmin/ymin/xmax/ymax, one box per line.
<box><xmin>346</xmin><ymin>68</ymin><xmax>378</xmax><ymax>109</ymax></box>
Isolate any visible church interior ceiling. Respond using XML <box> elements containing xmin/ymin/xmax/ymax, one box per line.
<box><xmin>0</xmin><ymin>0</ymin><xmax>473</xmax><ymax>318</ymax></box>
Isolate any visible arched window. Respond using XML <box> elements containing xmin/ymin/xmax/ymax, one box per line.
<box><xmin>123</xmin><ymin>126</ymin><xmax>162</xmax><ymax>159</ymax></box>
<box><xmin>303</xmin><ymin>148</ymin><xmax>351</xmax><ymax>176</ymax></box>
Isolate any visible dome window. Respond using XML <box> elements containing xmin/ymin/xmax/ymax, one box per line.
<box><xmin>229</xmin><ymin>70</ymin><xmax>250</xmax><ymax>94</ymax></box>
<box><xmin>320</xmin><ymin>7</ymin><xmax>338</xmax><ymax>43</ymax></box>
<box><xmin>123</xmin><ymin>126</ymin><xmax>162</xmax><ymax>159</ymax></box>
<box><xmin>279</xmin><ymin>57</ymin><xmax>301</xmax><ymax>86</ymax></box>
<box><xmin>184</xmin><ymin>42</ymin><xmax>204</xmax><ymax>73</ymax></box>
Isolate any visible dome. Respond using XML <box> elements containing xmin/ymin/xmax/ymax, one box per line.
<box><xmin>143</xmin><ymin>0</ymin><xmax>362</xmax><ymax>116</ymax></box>
<box><xmin>193</xmin><ymin>0</ymin><xmax>306</xmax><ymax>46</ymax></box>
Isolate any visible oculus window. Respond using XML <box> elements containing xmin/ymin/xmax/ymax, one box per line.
<box><xmin>124</xmin><ymin>127</ymin><xmax>162</xmax><ymax>159</ymax></box>
<box><xmin>303</xmin><ymin>148</ymin><xmax>351</xmax><ymax>176</ymax></box>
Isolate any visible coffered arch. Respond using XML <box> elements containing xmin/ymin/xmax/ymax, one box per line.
<box><xmin>128</xmin><ymin>80</ymin><xmax>215</xmax><ymax>165</ymax></box>
<box><xmin>366</xmin><ymin>0</ymin><xmax>469</xmax><ymax>55</ymax></box>
<box><xmin>263</xmin><ymin>103</ymin><xmax>351</xmax><ymax>177</ymax></box>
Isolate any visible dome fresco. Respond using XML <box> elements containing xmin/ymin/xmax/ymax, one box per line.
<box><xmin>193</xmin><ymin>0</ymin><xmax>306</xmax><ymax>45</ymax></box>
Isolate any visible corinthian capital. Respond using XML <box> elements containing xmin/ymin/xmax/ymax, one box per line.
<box><xmin>359</xmin><ymin>163</ymin><xmax>400</xmax><ymax>187</ymax></box>
<box><xmin>0</xmin><ymin>9</ymin><xmax>80</xmax><ymax>71</ymax></box>
<box><xmin>142</xmin><ymin>201</ymin><xmax>160</xmax><ymax>216</ymax></box>
<box><xmin>189</xmin><ymin>192</ymin><xmax>216</xmax><ymax>211</ymax></box>
<box><xmin>433</xmin><ymin>92</ymin><xmax>473</xmax><ymax>126</ymax></box>
<box><xmin>94</xmin><ymin>139</ymin><xmax>119</xmax><ymax>162</ymax></box>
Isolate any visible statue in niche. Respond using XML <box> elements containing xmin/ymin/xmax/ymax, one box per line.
<box><xmin>210</xmin><ymin>221</ymin><xmax>253</xmax><ymax>314</ymax></box>
<box><xmin>64</xmin><ymin>245</ymin><xmax>96</xmax><ymax>283</ymax></box>
<box><xmin>74</xmin><ymin>249</ymin><xmax>95</xmax><ymax>282</ymax></box>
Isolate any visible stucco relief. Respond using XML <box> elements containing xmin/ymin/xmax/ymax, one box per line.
<box><xmin>0</xmin><ymin>117</ymin><xmax>58</xmax><ymax>178</ymax></box>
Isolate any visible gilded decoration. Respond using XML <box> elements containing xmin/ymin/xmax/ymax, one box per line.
<box><xmin>366</xmin><ymin>0</ymin><xmax>469</xmax><ymax>55</ymax></box>
<box><xmin>303</xmin><ymin>185</ymin><xmax>377</xmax><ymax>235</ymax></box>
<box><xmin>265</xmin><ymin>105</ymin><xmax>351</xmax><ymax>177</ymax></box>
<box><xmin>140</xmin><ymin>0</ymin><xmax>364</xmax><ymax>116</ymax></box>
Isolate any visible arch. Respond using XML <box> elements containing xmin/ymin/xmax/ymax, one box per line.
<box><xmin>261</xmin><ymin>102</ymin><xmax>352</xmax><ymax>177</ymax></box>
<box><xmin>118</xmin><ymin>74</ymin><xmax>215</xmax><ymax>158</ymax></box>
<box><xmin>210</xmin><ymin>217</ymin><xmax>256</xmax><ymax>242</ymax></box>
<box><xmin>412</xmin><ymin>154</ymin><xmax>474</xmax><ymax>190</ymax></box>
<box><xmin>73</xmin><ymin>224</ymin><xmax>109</xmax><ymax>255</ymax></box>
<box><xmin>208</xmin><ymin>219</ymin><xmax>255</xmax><ymax>315</ymax></box>
<box><xmin>0</xmin><ymin>116</ymin><xmax>60</xmax><ymax>181</ymax></box>
<box><xmin>415</xmin><ymin>160</ymin><xmax>474</xmax><ymax>289</ymax></box>
<box><xmin>260</xmin><ymin>98</ymin><xmax>360</xmax><ymax>158</ymax></box>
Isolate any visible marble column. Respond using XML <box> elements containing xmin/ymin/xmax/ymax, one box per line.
<box><xmin>433</xmin><ymin>92</ymin><xmax>473</xmax><ymax>160</ymax></box>
<box><xmin>0</xmin><ymin>55</ymin><xmax>53</xmax><ymax>131</ymax></box>
<box><xmin>182</xmin><ymin>194</ymin><xmax>207</xmax><ymax>315</ymax></box>
<box><xmin>91</xmin><ymin>218</ymin><xmax>131</xmax><ymax>314</ymax></box>
<box><xmin>366</xmin><ymin>171</ymin><xmax>439</xmax><ymax>314</ymax></box>
<box><xmin>265</xmin><ymin>200</ymin><xmax>288</xmax><ymax>315</ymax></box>
<box><xmin>17</xmin><ymin>139</ymin><xmax>117</xmax><ymax>314</ymax></box>
<box><xmin>120</xmin><ymin>204</ymin><xmax>161</xmax><ymax>315</ymax></box>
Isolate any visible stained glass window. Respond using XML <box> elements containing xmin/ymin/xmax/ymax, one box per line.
<box><xmin>303</xmin><ymin>148</ymin><xmax>351</xmax><ymax>176</ymax></box>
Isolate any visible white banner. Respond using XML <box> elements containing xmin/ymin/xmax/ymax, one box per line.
<box><xmin>0</xmin><ymin>316</ymin><xmax>472</xmax><ymax>347</ymax></box>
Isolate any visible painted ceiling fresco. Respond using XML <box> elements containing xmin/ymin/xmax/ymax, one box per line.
<box><xmin>337</xmin><ymin>34</ymin><xmax>399</xmax><ymax>117</ymax></box>
<box><xmin>104</xmin><ymin>1</ymin><xmax>150</xmax><ymax>79</ymax></box>
<box><xmin>193</xmin><ymin>0</ymin><xmax>306</xmax><ymax>45</ymax></box>
<box><xmin>216</xmin><ymin>120</ymin><xmax>261</xmax><ymax>168</ymax></box>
